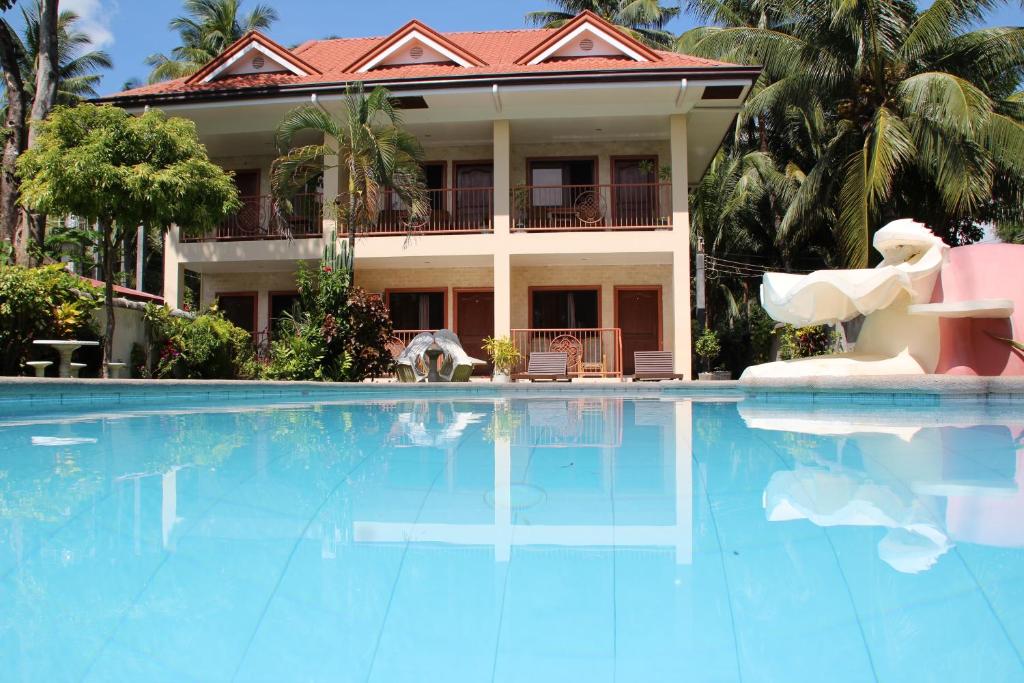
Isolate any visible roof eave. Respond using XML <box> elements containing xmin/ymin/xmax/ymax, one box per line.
<box><xmin>96</xmin><ymin>65</ymin><xmax>763</xmax><ymax>108</ymax></box>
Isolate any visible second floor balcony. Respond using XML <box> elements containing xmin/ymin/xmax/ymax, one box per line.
<box><xmin>181</xmin><ymin>183</ymin><xmax>673</xmax><ymax>243</ymax></box>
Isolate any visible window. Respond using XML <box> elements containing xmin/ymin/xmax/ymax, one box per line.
<box><xmin>528</xmin><ymin>159</ymin><xmax>596</xmax><ymax>207</ymax></box>
<box><xmin>531</xmin><ymin>289</ymin><xmax>599</xmax><ymax>328</ymax></box>
<box><xmin>388</xmin><ymin>291</ymin><xmax>445</xmax><ymax>330</ymax></box>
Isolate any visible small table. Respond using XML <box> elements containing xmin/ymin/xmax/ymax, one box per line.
<box><xmin>33</xmin><ymin>340</ymin><xmax>100</xmax><ymax>378</ymax></box>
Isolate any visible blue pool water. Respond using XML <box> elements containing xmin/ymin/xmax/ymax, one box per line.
<box><xmin>1</xmin><ymin>394</ymin><xmax>1023</xmax><ymax>682</ymax></box>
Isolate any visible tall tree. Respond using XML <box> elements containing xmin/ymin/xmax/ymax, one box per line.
<box><xmin>683</xmin><ymin>0</ymin><xmax>1024</xmax><ymax>267</ymax></box>
<box><xmin>16</xmin><ymin>3</ymin><xmax>113</xmax><ymax>103</ymax></box>
<box><xmin>0</xmin><ymin>17</ymin><xmax>27</xmax><ymax>259</ymax></box>
<box><xmin>17</xmin><ymin>104</ymin><xmax>240</xmax><ymax>375</ymax></box>
<box><xmin>272</xmin><ymin>83</ymin><xmax>428</xmax><ymax>265</ymax></box>
<box><xmin>146</xmin><ymin>0</ymin><xmax>278</xmax><ymax>83</ymax></box>
<box><xmin>526</xmin><ymin>0</ymin><xmax>681</xmax><ymax>48</ymax></box>
<box><xmin>14</xmin><ymin>0</ymin><xmax>57</xmax><ymax>265</ymax></box>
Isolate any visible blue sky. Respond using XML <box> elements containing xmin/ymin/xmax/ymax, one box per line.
<box><xmin>19</xmin><ymin>0</ymin><xmax>1024</xmax><ymax>95</ymax></box>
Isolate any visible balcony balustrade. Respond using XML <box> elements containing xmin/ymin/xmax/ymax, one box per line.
<box><xmin>181</xmin><ymin>193</ymin><xmax>323</xmax><ymax>242</ymax></box>
<box><xmin>511</xmin><ymin>328</ymin><xmax>623</xmax><ymax>379</ymax></box>
<box><xmin>511</xmin><ymin>182</ymin><xmax>672</xmax><ymax>232</ymax></box>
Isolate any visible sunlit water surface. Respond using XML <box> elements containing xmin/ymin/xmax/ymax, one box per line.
<box><xmin>1</xmin><ymin>396</ymin><xmax>1023</xmax><ymax>682</ymax></box>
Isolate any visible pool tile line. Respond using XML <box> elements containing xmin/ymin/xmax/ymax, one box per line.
<box><xmin>77</xmin><ymin>441</ymin><xmax>314</xmax><ymax>683</ymax></box>
<box><xmin>228</xmin><ymin>448</ymin><xmax>379</xmax><ymax>683</ymax></box>
<box><xmin>363</xmin><ymin>457</ymin><xmax>458</xmax><ymax>683</ymax></box>
<box><xmin>750</xmin><ymin>430</ymin><xmax>880</xmax><ymax>682</ymax></box>
<box><xmin>490</xmin><ymin>443</ymin><xmax>540</xmax><ymax>683</ymax></box>
<box><xmin>691</xmin><ymin>448</ymin><xmax>744</xmax><ymax>682</ymax></box>
<box><xmin>951</xmin><ymin>549</ymin><xmax>1024</xmax><ymax>668</ymax></box>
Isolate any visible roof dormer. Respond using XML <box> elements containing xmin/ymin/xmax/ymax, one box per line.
<box><xmin>517</xmin><ymin>11</ymin><xmax>661</xmax><ymax>65</ymax></box>
<box><xmin>346</xmin><ymin>20</ymin><xmax>486</xmax><ymax>72</ymax></box>
<box><xmin>185</xmin><ymin>31</ymin><xmax>321</xmax><ymax>85</ymax></box>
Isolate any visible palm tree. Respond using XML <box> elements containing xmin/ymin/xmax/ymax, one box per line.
<box><xmin>526</xmin><ymin>0</ymin><xmax>681</xmax><ymax>48</ymax></box>
<box><xmin>683</xmin><ymin>0</ymin><xmax>1024</xmax><ymax>267</ymax></box>
<box><xmin>9</xmin><ymin>3</ymin><xmax>112</xmax><ymax>106</ymax></box>
<box><xmin>145</xmin><ymin>0</ymin><xmax>278</xmax><ymax>83</ymax></box>
<box><xmin>272</xmin><ymin>83</ymin><xmax>428</xmax><ymax>264</ymax></box>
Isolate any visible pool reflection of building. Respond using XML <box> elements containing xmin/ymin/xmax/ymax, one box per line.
<box><xmin>740</xmin><ymin>403</ymin><xmax>1024</xmax><ymax>573</ymax></box>
<box><xmin>356</xmin><ymin>398</ymin><xmax>693</xmax><ymax>564</ymax></box>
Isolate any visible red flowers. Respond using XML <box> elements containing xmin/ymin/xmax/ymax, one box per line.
<box><xmin>322</xmin><ymin>266</ymin><xmax>333</xmax><ymax>273</ymax></box>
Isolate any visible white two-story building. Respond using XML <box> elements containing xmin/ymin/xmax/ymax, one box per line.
<box><xmin>101</xmin><ymin>11</ymin><xmax>758</xmax><ymax>378</ymax></box>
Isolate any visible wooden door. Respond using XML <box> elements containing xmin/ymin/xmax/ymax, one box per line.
<box><xmin>612</xmin><ymin>158</ymin><xmax>657</xmax><ymax>226</ymax></box>
<box><xmin>616</xmin><ymin>288</ymin><xmax>660</xmax><ymax>375</ymax></box>
<box><xmin>218</xmin><ymin>293</ymin><xmax>257</xmax><ymax>336</ymax></box>
<box><xmin>454</xmin><ymin>163</ymin><xmax>493</xmax><ymax>229</ymax></box>
<box><xmin>456</xmin><ymin>290</ymin><xmax>494</xmax><ymax>375</ymax></box>
<box><xmin>232</xmin><ymin>170</ymin><xmax>261</xmax><ymax>236</ymax></box>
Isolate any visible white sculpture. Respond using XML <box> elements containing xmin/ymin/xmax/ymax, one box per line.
<box><xmin>395</xmin><ymin>330</ymin><xmax>486</xmax><ymax>382</ymax></box>
<box><xmin>745</xmin><ymin>219</ymin><xmax>950</xmax><ymax>377</ymax></box>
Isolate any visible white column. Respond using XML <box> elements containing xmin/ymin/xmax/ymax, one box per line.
<box><xmin>162</xmin><ymin>227</ymin><xmax>184</xmax><ymax>309</ymax></box>
<box><xmin>669</xmin><ymin>114</ymin><xmax>692</xmax><ymax>377</ymax></box>
<box><xmin>493</xmin><ymin>120</ymin><xmax>512</xmax><ymax>337</ymax></box>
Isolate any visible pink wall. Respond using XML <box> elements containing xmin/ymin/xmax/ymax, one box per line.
<box><xmin>931</xmin><ymin>243</ymin><xmax>1024</xmax><ymax>377</ymax></box>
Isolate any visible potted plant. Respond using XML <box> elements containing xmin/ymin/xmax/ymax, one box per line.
<box><xmin>695</xmin><ymin>328</ymin><xmax>722</xmax><ymax>380</ymax></box>
<box><xmin>482</xmin><ymin>335</ymin><xmax>522</xmax><ymax>383</ymax></box>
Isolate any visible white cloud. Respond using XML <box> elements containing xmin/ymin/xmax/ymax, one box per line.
<box><xmin>60</xmin><ymin>0</ymin><xmax>116</xmax><ymax>49</ymax></box>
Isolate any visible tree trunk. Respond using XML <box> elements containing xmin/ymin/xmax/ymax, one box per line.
<box><xmin>0</xmin><ymin>19</ymin><xmax>27</xmax><ymax>255</ymax></box>
<box><xmin>15</xmin><ymin>0</ymin><xmax>59</xmax><ymax>266</ymax></box>
<box><xmin>100</xmin><ymin>218</ymin><xmax>115</xmax><ymax>379</ymax></box>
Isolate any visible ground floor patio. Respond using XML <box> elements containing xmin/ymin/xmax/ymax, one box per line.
<box><xmin>188</xmin><ymin>257</ymin><xmax>685</xmax><ymax>378</ymax></box>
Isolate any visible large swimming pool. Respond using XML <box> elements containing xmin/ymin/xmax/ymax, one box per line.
<box><xmin>1</xmin><ymin>393</ymin><xmax>1022</xmax><ymax>681</ymax></box>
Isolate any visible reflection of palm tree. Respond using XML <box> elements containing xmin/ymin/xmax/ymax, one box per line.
<box><xmin>145</xmin><ymin>0</ymin><xmax>278</xmax><ymax>83</ymax></box>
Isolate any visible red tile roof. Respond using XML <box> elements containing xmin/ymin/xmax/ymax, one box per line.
<box><xmin>106</xmin><ymin>16</ymin><xmax>749</xmax><ymax>103</ymax></box>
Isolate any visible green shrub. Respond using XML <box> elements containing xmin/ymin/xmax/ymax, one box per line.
<box><xmin>0</xmin><ymin>264</ymin><xmax>101</xmax><ymax>375</ymax></box>
<box><xmin>263</xmin><ymin>243</ymin><xmax>394</xmax><ymax>382</ymax></box>
<box><xmin>778</xmin><ymin>324</ymin><xmax>838</xmax><ymax>360</ymax></box>
<box><xmin>142</xmin><ymin>303</ymin><xmax>254</xmax><ymax>379</ymax></box>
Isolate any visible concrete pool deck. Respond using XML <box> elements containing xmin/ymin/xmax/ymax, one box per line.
<box><xmin>0</xmin><ymin>375</ymin><xmax>1022</xmax><ymax>412</ymax></box>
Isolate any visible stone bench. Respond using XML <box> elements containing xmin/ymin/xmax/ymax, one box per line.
<box><xmin>106</xmin><ymin>362</ymin><xmax>128</xmax><ymax>379</ymax></box>
<box><xmin>25</xmin><ymin>361</ymin><xmax>53</xmax><ymax>377</ymax></box>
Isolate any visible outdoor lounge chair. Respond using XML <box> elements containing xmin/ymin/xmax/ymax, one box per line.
<box><xmin>516</xmin><ymin>351</ymin><xmax>570</xmax><ymax>382</ymax></box>
<box><xmin>633</xmin><ymin>351</ymin><xmax>684</xmax><ymax>381</ymax></box>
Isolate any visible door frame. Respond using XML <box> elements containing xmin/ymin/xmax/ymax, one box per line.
<box><xmin>267</xmin><ymin>289</ymin><xmax>300</xmax><ymax>338</ymax></box>
<box><xmin>528</xmin><ymin>285</ymin><xmax>603</xmax><ymax>328</ymax></box>
<box><xmin>229</xmin><ymin>169</ymin><xmax>261</xmax><ymax>197</ymax></box>
<box><xmin>453</xmin><ymin>159</ymin><xmax>494</xmax><ymax>228</ymax></box>
<box><xmin>384</xmin><ymin>287</ymin><xmax>449</xmax><ymax>330</ymax></box>
<box><xmin>614</xmin><ymin>285</ymin><xmax>663</xmax><ymax>350</ymax></box>
<box><xmin>216</xmin><ymin>290</ymin><xmax>258</xmax><ymax>336</ymax></box>
<box><xmin>610</xmin><ymin>155</ymin><xmax>659</xmax><ymax>226</ymax></box>
<box><xmin>453</xmin><ymin>287</ymin><xmax>495</xmax><ymax>335</ymax></box>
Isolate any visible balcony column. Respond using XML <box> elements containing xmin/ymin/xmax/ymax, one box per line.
<box><xmin>323</xmin><ymin>133</ymin><xmax>340</xmax><ymax>243</ymax></box>
<box><xmin>669</xmin><ymin>114</ymin><xmax>692</xmax><ymax>378</ymax></box>
<box><xmin>162</xmin><ymin>227</ymin><xmax>184</xmax><ymax>309</ymax></box>
<box><xmin>493</xmin><ymin>119</ymin><xmax>512</xmax><ymax>337</ymax></box>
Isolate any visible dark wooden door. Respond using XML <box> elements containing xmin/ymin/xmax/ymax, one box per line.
<box><xmin>616</xmin><ymin>288</ymin><xmax>660</xmax><ymax>375</ymax></box>
<box><xmin>232</xmin><ymin>170</ymin><xmax>261</xmax><ymax>236</ymax></box>
<box><xmin>455</xmin><ymin>163</ymin><xmax>493</xmax><ymax>229</ymax></box>
<box><xmin>218</xmin><ymin>293</ymin><xmax>257</xmax><ymax>336</ymax></box>
<box><xmin>456</xmin><ymin>290</ymin><xmax>494</xmax><ymax>375</ymax></box>
<box><xmin>612</xmin><ymin>158</ymin><xmax>657</xmax><ymax>226</ymax></box>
